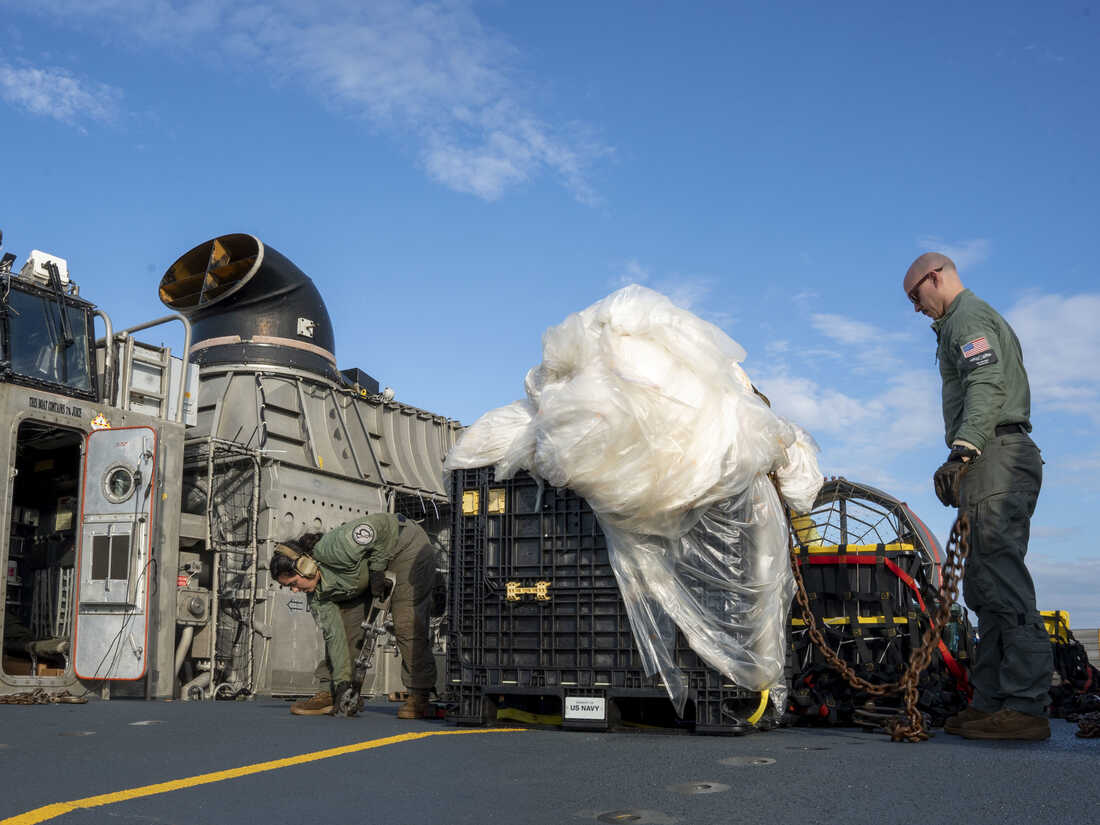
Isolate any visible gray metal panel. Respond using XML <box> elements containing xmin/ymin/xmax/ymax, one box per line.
<box><xmin>264</xmin><ymin>588</ymin><xmax>407</xmax><ymax>698</ymax></box>
<box><xmin>0</xmin><ymin>381</ymin><xmax>186</xmax><ymax>697</ymax></box>
<box><xmin>267</xmin><ymin>588</ymin><xmax>325</xmax><ymax>695</ymax></box>
<box><xmin>259</xmin><ymin>464</ymin><xmax>388</xmax><ymax>543</ymax></box>
<box><xmin>74</xmin><ymin>426</ymin><xmax>157</xmax><ymax>680</ymax></box>
<box><xmin>150</xmin><ymin>419</ymin><xmax>186</xmax><ymax>698</ymax></box>
<box><xmin>166</xmin><ymin>356</ymin><xmax>198</xmax><ymax>428</ymax></box>
<box><xmin>192</xmin><ymin>366</ymin><xmax>460</xmax><ymax>500</ymax></box>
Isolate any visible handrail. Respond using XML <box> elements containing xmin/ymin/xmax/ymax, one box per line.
<box><xmin>109</xmin><ymin>314</ymin><xmax>193</xmax><ymax>423</ymax></box>
<box><xmin>94</xmin><ymin>309</ymin><xmax>114</xmax><ymax>402</ymax></box>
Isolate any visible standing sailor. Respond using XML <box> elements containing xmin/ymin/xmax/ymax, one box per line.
<box><xmin>903</xmin><ymin>252</ymin><xmax>1051</xmax><ymax>741</ymax></box>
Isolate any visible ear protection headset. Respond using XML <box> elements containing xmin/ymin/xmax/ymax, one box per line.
<box><xmin>275</xmin><ymin>543</ymin><xmax>319</xmax><ymax>579</ymax></box>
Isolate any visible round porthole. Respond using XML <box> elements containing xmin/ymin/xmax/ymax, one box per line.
<box><xmin>103</xmin><ymin>465</ymin><xmax>136</xmax><ymax>504</ymax></box>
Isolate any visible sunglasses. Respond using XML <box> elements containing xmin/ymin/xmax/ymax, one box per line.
<box><xmin>907</xmin><ymin>267</ymin><xmax>943</xmax><ymax>304</ymax></box>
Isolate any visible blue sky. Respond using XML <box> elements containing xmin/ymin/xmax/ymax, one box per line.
<box><xmin>2</xmin><ymin>1</ymin><xmax>1098</xmax><ymax>626</ymax></box>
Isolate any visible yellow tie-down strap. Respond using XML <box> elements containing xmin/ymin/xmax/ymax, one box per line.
<box><xmin>791</xmin><ymin>615</ymin><xmax>912</xmax><ymax>627</ymax></box>
<box><xmin>506</xmin><ymin>581</ymin><xmax>552</xmax><ymax>602</ymax></box>
<box><xmin>798</xmin><ymin>542</ymin><xmax>916</xmax><ymax>554</ymax></box>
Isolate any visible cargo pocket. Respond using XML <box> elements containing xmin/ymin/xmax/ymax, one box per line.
<box><xmin>972</xmin><ymin>492</ymin><xmax>1035</xmax><ymax>564</ymax></box>
<box><xmin>1000</xmin><ymin>623</ymin><xmax>1052</xmax><ymax>709</ymax></box>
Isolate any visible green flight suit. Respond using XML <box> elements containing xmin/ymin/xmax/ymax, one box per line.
<box><xmin>933</xmin><ymin>289</ymin><xmax>1051</xmax><ymax>716</ymax></box>
<box><xmin>307</xmin><ymin>513</ymin><xmax>438</xmax><ymax>693</ymax></box>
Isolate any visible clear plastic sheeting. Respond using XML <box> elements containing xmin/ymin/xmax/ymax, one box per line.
<box><xmin>443</xmin><ymin>399</ymin><xmax>536</xmax><ymax>480</ymax></box>
<box><xmin>445</xmin><ymin>285</ymin><xmax>823</xmax><ymax>714</ymax></box>
<box><xmin>775</xmin><ymin>423</ymin><xmax>824</xmax><ymax>516</ymax></box>
<box><xmin>602</xmin><ymin>476</ymin><xmax>795</xmax><ymax>711</ymax></box>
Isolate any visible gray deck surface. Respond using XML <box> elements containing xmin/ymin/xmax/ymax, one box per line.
<box><xmin>1</xmin><ymin>697</ymin><xmax>1096</xmax><ymax>825</ymax></box>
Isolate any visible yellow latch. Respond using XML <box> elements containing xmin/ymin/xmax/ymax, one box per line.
<box><xmin>506</xmin><ymin>581</ymin><xmax>551</xmax><ymax>602</ymax></box>
<box><xmin>462</xmin><ymin>490</ymin><xmax>480</xmax><ymax>516</ymax></box>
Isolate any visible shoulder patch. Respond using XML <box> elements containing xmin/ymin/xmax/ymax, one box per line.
<box><xmin>960</xmin><ymin>336</ymin><xmax>998</xmax><ymax>369</ymax></box>
<box><xmin>352</xmin><ymin>523</ymin><xmax>376</xmax><ymax>546</ymax></box>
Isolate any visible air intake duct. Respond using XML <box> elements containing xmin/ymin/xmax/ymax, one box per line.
<box><xmin>159</xmin><ymin>234</ymin><xmax>339</xmax><ymax>380</ymax></box>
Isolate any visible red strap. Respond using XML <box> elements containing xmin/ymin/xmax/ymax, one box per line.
<box><xmin>937</xmin><ymin>640</ymin><xmax>972</xmax><ymax>698</ymax></box>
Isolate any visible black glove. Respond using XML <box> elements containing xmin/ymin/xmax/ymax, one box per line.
<box><xmin>370</xmin><ymin>570</ymin><xmax>388</xmax><ymax>598</ymax></box>
<box><xmin>332</xmin><ymin>680</ymin><xmax>356</xmax><ymax>717</ymax></box>
<box><xmin>933</xmin><ymin>445</ymin><xmax>979</xmax><ymax>507</ymax></box>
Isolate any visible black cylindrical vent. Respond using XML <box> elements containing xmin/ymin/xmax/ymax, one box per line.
<box><xmin>159</xmin><ymin>234</ymin><xmax>339</xmax><ymax>380</ymax></box>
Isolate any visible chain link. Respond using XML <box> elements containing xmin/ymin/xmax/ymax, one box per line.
<box><xmin>1077</xmin><ymin>711</ymin><xmax>1100</xmax><ymax>738</ymax></box>
<box><xmin>0</xmin><ymin>688</ymin><xmax>87</xmax><ymax>705</ymax></box>
<box><xmin>785</xmin><ymin>477</ymin><xmax>970</xmax><ymax>742</ymax></box>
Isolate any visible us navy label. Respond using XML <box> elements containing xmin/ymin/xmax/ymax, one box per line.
<box><xmin>564</xmin><ymin>696</ymin><xmax>606</xmax><ymax>720</ymax></box>
<box><xmin>28</xmin><ymin>397</ymin><xmax>83</xmax><ymax>417</ymax></box>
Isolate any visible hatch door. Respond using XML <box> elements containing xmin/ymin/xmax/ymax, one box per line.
<box><xmin>73</xmin><ymin>426</ymin><xmax>157</xmax><ymax>680</ymax></box>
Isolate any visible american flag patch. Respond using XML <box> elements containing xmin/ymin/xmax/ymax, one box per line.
<box><xmin>962</xmin><ymin>337</ymin><xmax>990</xmax><ymax>357</ymax></box>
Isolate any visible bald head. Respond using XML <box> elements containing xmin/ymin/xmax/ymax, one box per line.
<box><xmin>902</xmin><ymin>251</ymin><xmax>964</xmax><ymax>319</ymax></box>
<box><xmin>905</xmin><ymin>252</ymin><xmax>956</xmax><ymax>282</ymax></box>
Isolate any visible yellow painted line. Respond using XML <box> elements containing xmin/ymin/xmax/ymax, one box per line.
<box><xmin>2</xmin><ymin>728</ymin><xmax>526</xmax><ymax>825</ymax></box>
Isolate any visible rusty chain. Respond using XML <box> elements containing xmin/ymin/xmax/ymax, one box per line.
<box><xmin>784</xmin><ymin>478</ymin><xmax>970</xmax><ymax>743</ymax></box>
<box><xmin>1077</xmin><ymin>712</ymin><xmax>1100</xmax><ymax>738</ymax></box>
<box><xmin>0</xmin><ymin>688</ymin><xmax>87</xmax><ymax>705</ymax></box>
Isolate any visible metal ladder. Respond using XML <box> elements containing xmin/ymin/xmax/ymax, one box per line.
<box><xmin>53</xmin><ymin>568</ymin><xmax>75</xmax><ymax>638</ymax></box>
<box><xmin>117</xmin><ymin>337</ymin><xmax>173</xmax><ymax>419</ymax></box>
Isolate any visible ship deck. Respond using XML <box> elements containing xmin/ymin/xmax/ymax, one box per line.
<box><xmin>1</xmin><ymin>697</ymin><xmax>1097</xmax><ymax>825</ymax></box>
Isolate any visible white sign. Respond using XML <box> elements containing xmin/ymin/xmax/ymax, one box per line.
<box><xmin>564</xmin><ymin>696</ymin><xmax>606</xmax><ymax>721</ymax></box>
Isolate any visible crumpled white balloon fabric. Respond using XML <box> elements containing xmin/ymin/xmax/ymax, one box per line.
<box><xmin>445</xmin><ymin>285</ymin><xmax>823</xmax><ymax>713</ymax></box>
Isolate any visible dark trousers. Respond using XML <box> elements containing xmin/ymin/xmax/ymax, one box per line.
<box><xmin>959</xmin><ymin>432</ymin><xmax>1051</xmax><ymax>716</ymax></box>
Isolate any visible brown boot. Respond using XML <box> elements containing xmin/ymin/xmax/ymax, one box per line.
<box><xmin>290</xmin><ymin>691</ymin><xmax>333</xmax><ymax>716</ymax></box>
<box><xmin>944</xmin><ymin>706</ymin><xmax>991</xmax><ymax>735</ymax></box>
<box><xmin>961</xmin><ymin>709</ymin><xmax>1050</xmax><ymax>741</ymax></box>
<box><xmin>397</xmin><ymin>690</ymin><xmax>432</xmax><ymax>719</ymax></box>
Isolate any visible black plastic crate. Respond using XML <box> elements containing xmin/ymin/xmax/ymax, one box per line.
<box><xmin>453</xmin><ymin>466</ymin><xmax>616</xmax><ymax>591</ymax></box>
<box><xmin>446</xmin><ymin>467</ymin><xmax>767</xmax><ymax>735</ymax></box>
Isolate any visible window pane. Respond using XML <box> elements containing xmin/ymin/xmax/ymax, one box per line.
<box><xmin>110</xmin><ymin>534</ymin><xmax>130</xmax><ymax>580</ymax></box>
<box><xmin>91</xmin><ymin>535</ymin><xmax>110</xmax><ymax>580</ymax></box>
<box><xmin>6</xmin><ymin>288</ymin><xmax>92</xmax><ymax>392</ymax></box>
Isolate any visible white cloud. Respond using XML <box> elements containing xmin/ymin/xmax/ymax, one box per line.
<box><xmin>608</xmin><ymin>261</ymin><xmax>736</xmax><ymax>331</ymax></box>
<box><xmin>1007</xmin><ymin>292</ymin><xmax>1100</xmax><ymax>420</ymax></box>
<box><xmin>1063</xmin><ymin>451</ymin><xmax>1100</xmax><ymax>473</ymax></box>
<box><xmin>0</xmin><ymin>60</ymin><xmax>122</xmax><ymax>126</ymax></box>
<box><xmin>915</xmin><ymin>236</ymin><xmax>992</xmax><ymax>271</ymax></box>
<box><xmin>765</xmin><ymin>339</ymin><xmax>791</xmax><ymax>355</ymax></box>
<box><xmin>810</xmin><ymin>313</ymin><xmax>879</xmax><ymax>345</ymax></box>
<box><xmin>810</xmin><ymin>313</ymin><xmax>913</xmax><ymax>346</ymax></box>
<box><xmin>16</xmin><ymin>0</ymin><xmax>606</xmax><ymax>201</ymax></box>
<box><xmin>661</xmin><ymin>279</ymin><xmax>715</xmax><ymax>315</ymax></box>
<box><xmin>758</xmin><ymin>367</ymin><xmax>940</xmax><ymax>448</ymax></box>
<box><xmin>1028</xmin><ymin>555</ymin><xmax>1100</xmax><ymax>627</ymax></box>
<box><xmin>806</xmin><ymin>312</ymin><xmax>915</xmax><ymax>373</ymax></box>
<box><xmin>612</xmin><ymin>259</ymin><xmax>651</xmax><ymax>288</ymax></box>
<box><xmin>1030</xmin><ymin>525</ymin><xmax>1080</xmax><ymax>541</ymax></box>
